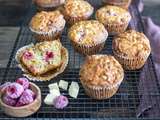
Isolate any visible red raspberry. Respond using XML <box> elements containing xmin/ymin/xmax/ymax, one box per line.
<box><xmin>45</xmin><ymin>51</ymin><xmax>54</xmax><ymax>62</ymax></box>
<box><xmin>6</xmin><ymin>83</ymin><xmax>24</xmax><ymax>99</ymax></box>
<box><xmin>3</xmin><ymin>95</ymin><xmax>17</xmax><ymax>106</ymax></box>
<box><xmin>0</xmin><ymin>82</ymin><xmax>11</xmax><ymax>92</ymax></box>
<box><xmin>16</xmin><ymin>89</ymin><xmax>35</xmax><ymax>107</ymax></box>
<box><xmin>54</xmin><ymin>95</ymin><xmax>69</xmax><ymax>109</ymax></box>
<box><xmin>16</xmin><ymin>77</ymin><xmax>29</xmax><ymax>90</ymax></box>
<box><xmin>23</xmin><ymin>51</ymin><xmax>33</xmax><ymax>60</ymax></box>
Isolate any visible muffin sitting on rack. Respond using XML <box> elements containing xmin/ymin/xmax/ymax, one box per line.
<box><xmin>80</xmin><ymin>55</ymin><xmax>124</xmax><ymax>100</ymax></box>
<box><xmin>96</xmin><ymin>5</ymin><xmax>131</xmax><ymax>35</ymax></box>
<box><xmin>102</xmin><ymin>0</ymin><xmax>132</xmax><ymax>9</ymax></box>
<box><xmin>34</xmin><ymin>0</ymin><xmax>66</xmax><ymax>11</ymax></box>
<box><xmin>29</xmin><ymin>10</ymin><xmax>66</xmax><ymax>41</ymax></box>
<box><xmin>63</xmin><ymin>0</ymin><xmax>94</xmax><ymax>25</ymax></box>
<box><xmin>15</xmin><ymin>40</ymin><xmax>68</xmax><ymax>81</ymax></box>
<box><xmin>68</xmin><ymin>20</ymin><xmax>108</xmax><ymax>55</ymax></box>
<box><xmin>112</xmin><ymin>30</ymin><xmax>151</xmax><ymax>70</ymax></box>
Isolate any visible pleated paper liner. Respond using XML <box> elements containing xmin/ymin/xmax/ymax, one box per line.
<box><xmin>113</xmin><ymin>50</ymin><xmax>150</xmax><ymax>70</ymax></box>
<box><xmin>15</xmin><ymin>44</ymin><xmax>69</xmax><ymax>81</ymax></box>
<box><xmin>80</xmin><ymin>76</ymin><xmax>124</xmax><ymax>100</ymax></box>
<box><xmin>102</xmin><ymin>0</ymin><xmax>132</xmax><ymax>9</ymax></box>
<box><xmin>30</xmin><ymin>27</ymin><xmax>63</xmax><ymax>42</ymax></box>
<box><xmin>71</xmin><ymin>40</ymin><xmax>106</xmax><ymax>55</ymax></box>
<box><xmin>104</xmin><ymin>21</ymin><xmax>130</xmax><ymax>36</ymax></box>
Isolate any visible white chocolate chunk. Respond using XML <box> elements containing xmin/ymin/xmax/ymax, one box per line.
<box><xmin>48</xmin><ymin>83</ymin><xmax>59</xmax><ymax>91</ymax></box>
<box><xmin>68</xmin><ymin>82</ymin><xmax>79</xmax><ymax>98</ymax></box>
<box><xmin>59</xmin><ymin>80</ymin><xmax>68</xmax><ymax>90</ymax></box>
<box><xmin>44</xmin><ymin>93</ymin><xmax>58</xmax><ymax>105</ymax></box>
<box><xmin>49</xmin><ymin>89</ymin><xmax>60</xmax><ymax>96</ymax></box>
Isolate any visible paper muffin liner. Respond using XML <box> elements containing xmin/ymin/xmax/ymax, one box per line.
<box><xmin>64</xmin><ymin>15</ymin><xmax>91</xmax><ymax>25</ymax></box>
<box><xmin>80</xmin><ymin>76</ymin><xmax>124</xmax><ymax>100</ymax></box>
<box><xmin>35</xmin><ymin>0</ymin><xmax>65</xmax><ymax>11</ymax></box>
<box><xmin>102</xmin><ymin>0</ymin><xmax>132</xmax><ymax>9</ymax></box>
<box><xmin>71</xmin><ymin>40</ymin><xmax>106</xmax><ymax>55</ymax></box>
<box><xmin>104</xmin><ymin>21</ymin><xmax>129</xmax><ymax>35</ymax></box>
<box><xmin>15</xmin><ymin>44</ymin><xmax>69</xmax><ymax>81</ymax></box>
<box><xmin>113</xmin><ymin>50</ymin><xmax>150</xmax><ymax>70</ymax></box>
<box><xmin>30</xmin><ymin>27</ymin><xmax>63</xmax><ymax>42</ymax></box>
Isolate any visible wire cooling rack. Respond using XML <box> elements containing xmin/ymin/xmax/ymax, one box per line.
<box><xmin>0</xmin><ymin>0</ymin><xmax>160</xmax><ymax>119</ymax></box>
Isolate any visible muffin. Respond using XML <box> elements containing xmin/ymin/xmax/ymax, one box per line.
<box><xmin>79</xmin><ymin>55</ymin><xmax>124</xmax><ymax>100</ymax></box>
<box><xmin>102</xmin><ymin>0</ymin><xmax>132</xmax><ymax>9</ymax></box>
<box><xmin>29</xmin><ymin>11</ymin><xmax>66</xmax><ymax>41</ymax></box>
<box><xmin>15</xmin><ymin>40</ymin><xmax>69</xmax><ymax>81</ymax></box>
<box><xmin>34</xmin><ymin>0</ymin><xmax>65</xmax><ymax>11</ymax></box>
<box><xmin>63</xmin><ymin>0</ymin><xmax>94</xmax><ymax>25</ymax></box>
<box><xmin>96</xmin><ymin>5</ymin><xmax>131</xmax><ymax>35</ymax></box>
<box><xmin>68</xmin><ymin>20</ymin><xmax>108</xmax><ymax>55</ymax></box>
<box><xmin>112</xmin><ymin>30</ymin><xmax>151</xmax><ymax>70</ymax></box>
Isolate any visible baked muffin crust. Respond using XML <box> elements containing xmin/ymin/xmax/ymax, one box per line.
<box><xmin>68</xmin><ymin>20</ymin><xmax>108</xmax><ymax>45</ymax></box>
<box><xmin>64</xmin><ymin>0</ymin><xmax>93</xmax><ymax>18</ymax></box>
<box><xmin>80</xmin><ymin>55</ymin><xmax>124</xmax><ymax>87</ymax></box>
<box><xmin>30</xmin><ymin>11</ymin><xmax>66</xmax><ymax>33</ymax></box>
<box><xmin>96</xmin><ymin>5</ymin><xmax>131</xmax><ymax>25</ymax></box>
<box><xmin>113</xmin><ymin>30</ymin><xmax>151</xmax><ymax>58</ymax></box>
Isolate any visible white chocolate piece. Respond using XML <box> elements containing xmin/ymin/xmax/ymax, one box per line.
<box><xmin>59</xmin><ymin>80</ymin><xmax>68</xmax><ymax>90</ymax></box>
<box><xmin>68</xmin><ymin>82</ymin><xmax>79</xmax><ymax>98</ymax></box>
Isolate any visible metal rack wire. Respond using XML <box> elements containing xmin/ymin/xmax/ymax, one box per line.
<box><xmin>0</xmin><ymin>0</ymin><xmax>160</xmax><ymax>119</ymax></box>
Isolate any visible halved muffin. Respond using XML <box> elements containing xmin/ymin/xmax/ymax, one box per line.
<box><xmin>16</xmin><ymin>40</ymin><xmax>68</xmax><ymax>81</ymax></box>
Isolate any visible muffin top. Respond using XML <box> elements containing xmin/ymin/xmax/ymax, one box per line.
<box><xmin>113</xmin><ymin>30</ymin><xmax>151</xmax><ymax>58</ymax></box>
<box><xmin>64</xmin><ymin>0</ymin><xmax>94</xmax><ymax>18</ymax></box>
<box><xmin>30</xmin><ymin>11</ymin><xmax>66</xmax><ymax>33</ymax></box>
<box><xmin>35</xmin><ymin>0</ymin><xmax>65</xmax><ymax>7</ymax></box>
<box><xmin>96</xmin><ymin>5</ymin><xmax>131</xmax><ymax>25</ymax></box>
<box><xmin>68</xmin><ymin>20</ymin><xmax>108</xmax><ymax>45</ymax></box>
<box><xmin>80</xmin><ymin>55</ymin><xmax>124</xmax><ymax>87</ymax></box>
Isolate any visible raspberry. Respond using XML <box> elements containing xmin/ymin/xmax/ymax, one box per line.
<box><xmin>16</xmin><ymin>89</ymin><xmax>35</xmax><ymax>107</ymax></box>
<box><xmin>6</xmin><ymin>83</ymin><xmax>24</xmax><ymax>99</ymax></box>
<box><xmin>54</xmin><ymin>95</ymin><xmax>69</xmax><ymax>109</ymax></box>
<box><xmin>23</xmin><ymin>51</ymin><xmax>33</xmax><ymax>60</ymax></box>
<box><xmin>3</xmin><ymin>95</ymin><xmax>17</xmax><ymax>106</ymax></box>
<box><xmin>16</xmin><ymin>77</ymin><xmax>29</xmax><ymax>90</ymax></box>
<box><xmin>45</xmin><ymin>51</ymin><xmax>54</xmax><ymax>62</ymax></box>
<box><xmin>0</xmin><ymin>82</ymin><xmax>11</xmax><ymax>92</ymax></box>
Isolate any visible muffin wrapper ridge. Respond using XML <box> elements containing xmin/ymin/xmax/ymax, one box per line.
<box><xmin>105</xmin><ymin>21</ymin><xmax>129</xmax><ymax>35</ymax></box>
<box><xmin>71</xmin><ymin>40</ymin><xmax>106</xmax><ymax>55</ymax></box>
<box><xmin>113</xmin><ymin>50</ymin><xmax>150</xmax><ymax>70</ymax></box>
<box><xmin>102</xmin><ymin>0</ymin><xmax>132</xmax><ymax>9</ymax></box>
<box><xmin>15</xmin><ymin>44</ymin><xmax>69</xmax><ymax>81</ymax></box>
<box><xmin>30</xmin><ymin>27</ymin><xmax>63</xmax><ymax>41</ymax></box>
<box><xmin>80</xmin><ymin>77</ymin><xmax>123</xmax><ymax>100</ymax></box>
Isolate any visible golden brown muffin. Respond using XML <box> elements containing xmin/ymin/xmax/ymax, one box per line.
<box><xmin>29</xmin><ymin>11</ymin><xmax>66</xmax><ymax>41</ymax></box>
<box><xmin>16</xmin><ymin>40</ymin><xmax>69</xmax><ymax>81</ymax></box>
<box><xmin>112</xmin><ymin>30</ymin><xmax>151</xmax><ymax>70</ymax></box>
<box><xmin>102</xmin><ymin>0</ymin><xmax>132</xmax><ymax>9</ymax></box>
<box><xmin>80</xmin><ymin>55</ymin><xmax>124</xmax><ymax>100</ymax></box>
<box><xmin>34</xmin><ymin>0</ymin><xmax>65</xmax><ymax>10</ymax></box>
<box><xmin>63</xmin><ymin>0</ymin><xmax>94</xmax><ymax>25</ymax></box>
<box><xmin>96</xmin><ymin>5</ymin><xmax>131</xmax><ymax>35</ymax></box>
<box><xmin>68</xmin><ymin>20</ymin><xmax>108</xmax><ymax>55</ymax></box>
